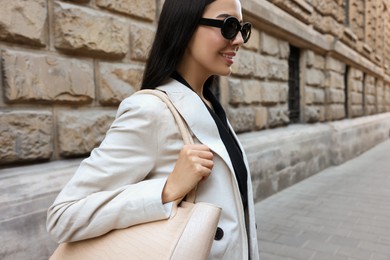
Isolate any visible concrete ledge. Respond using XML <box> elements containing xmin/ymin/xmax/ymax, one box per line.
<box><xmin>0</xmin><ymin>159</ymin><xmax>82</xmax><ymax>260</ymax></box>
<box><xmin>239</xmin><ymin>112</ymin><xmax>390</xmax><ymax>202</ymax></box>
<box><xmin>330</xmin><ymin>113</ymin><xmax>390</xmax><ymax>164</ymax></box>
<box><xmin>240</xmin><ymin>123</ymin><xmax>334</xmax><ymax>201</ymax></box>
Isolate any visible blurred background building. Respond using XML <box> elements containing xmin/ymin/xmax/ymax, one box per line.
<box><xmin>0</xmin><ymin>0</ymin><xmax>389</xmax><ymax>259</ymax></box>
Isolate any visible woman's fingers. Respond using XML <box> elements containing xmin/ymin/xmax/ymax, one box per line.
<box><xmin>162</xmin><ymin>144</ymin><xmax>215</xmax><ymax>202</ymax></box>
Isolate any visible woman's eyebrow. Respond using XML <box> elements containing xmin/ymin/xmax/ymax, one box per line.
<box><xmin>216</xmin><ymin>14</ymin><xmax>230</xmax><ymax>18</ymax></box>
<box><xmin>216</xmin><ymin>13</ymin><xmax>243</xmax><ymax>22</ymax></box>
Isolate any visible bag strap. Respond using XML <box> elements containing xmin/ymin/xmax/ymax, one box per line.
<box><xmin>134</xmin><ymin>89</ymin><xmax>197</xmax><ymax>203</ymax></box>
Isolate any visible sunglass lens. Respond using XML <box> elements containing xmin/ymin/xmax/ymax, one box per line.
<box><xmin>241</xmin><ymin>23</ymin><xmax>251</xmax><ymax>43</ymax></box>
<box><xmin>222</xmin><ymin>18</ymin><xmax>240</xmax><ymax>40</ymax></box>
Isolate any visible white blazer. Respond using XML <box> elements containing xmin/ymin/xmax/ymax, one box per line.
<box><xmin>47</xmin><ymin>79</ymin><xmax>259</xmax><ymax>260</ymax></box>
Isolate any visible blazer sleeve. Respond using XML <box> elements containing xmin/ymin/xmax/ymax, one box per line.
<box><xmin>47</xmin><ymin>94</ymin><xmax>172</xmax><ymax>243</ymax></box>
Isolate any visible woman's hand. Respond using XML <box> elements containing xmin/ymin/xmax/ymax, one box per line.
<box><xmin>162</xmin><ymin>144</ymin><xmax>214</xmax><ymax>203</ymax></box>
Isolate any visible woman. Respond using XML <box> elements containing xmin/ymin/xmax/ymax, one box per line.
<box><xmin>47</xmin><ymin>0</ymin><xmax>259</xmax><ymax>259</ymax></box>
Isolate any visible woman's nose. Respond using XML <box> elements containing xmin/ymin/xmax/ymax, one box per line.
<box><xmin>231</xmin><ymin>31</ymin><xmax>244</xmax><ymax>46</ymax></box>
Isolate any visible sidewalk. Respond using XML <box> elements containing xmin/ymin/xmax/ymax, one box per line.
<box><xmin>255</xmin><ymin>139</ymin><xmax>390</xmax><ymax>260</ymax></box>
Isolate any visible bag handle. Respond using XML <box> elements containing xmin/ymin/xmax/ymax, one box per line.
<box><xmin>134</xmin><ymin>89</ymin><xmax>197</xmax><ymax>203</ymax></box>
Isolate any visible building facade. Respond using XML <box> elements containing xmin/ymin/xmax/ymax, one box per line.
<box><xmin>0</xmin><ymin>0</ymin><xmax>390</xmax><ymax>258</ymax></box>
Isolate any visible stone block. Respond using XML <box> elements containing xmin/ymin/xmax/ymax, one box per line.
<box><xmin>305</xmin><ymin>87</ymin><xmax>315</xmax><ymax>105</ymax></box>
<box><xmin>260</xmin><ymin>32</ymin><xmax>279</xmax><ymax>56</ymax></box>
<box><xmin>351</xmin><ymin>105</ymin><xmax>363</xmax><ymax>117</ymax></box>
<box><xmin>313</xmin><ymin>14</ymin><xmax>344</xmax><ymax>38</ymax></box>
<box><xmin>0</xmin><ymin>111</ymin><xmax>53</xmax><ymax>164</ymax></box>
<box><xmin>98</xmin><ymin>62</ymin><xmax>143</xmax><ymax>105</ymax></box>
<box><xmin>351</xmin><ymin>80</ymin><xmax>363</xmax><ymax>92</ymax></box>
<box><xmin>64</xmin><ymin>0</ymin><xmax>89</xmax><ymax>2</ymax></box>
<box><xmin>327</xmin><ymin>104</ymin><xmax>345</xmax><ymax>120</ymax></box>
<box><xmin>304</xmin><ymin>106</ymin><xmax>321</xmax><ymax>123</ymax></box>
<box><xmin>306</xmin><ymin>87</ymin><xmax>325</xmax><ymax>105</ymax></box>
<box><xmin>376</xmin><ymin>79</ymin><xmax>384</xmax><ymax>89</ymax></box>
<box><xmin>226</xmin><ymin>106</ymin><xmax>255</xmax><ymax>133</ymax></box>
<box><xmin>310</xmin><ymin>0</ymin><xmax>340</xmax><ymax>19</ymax></box>
<box><xmin>96</xmin><ymin>0</ymin><xmax>156</xmax><ymax>21</ymax></box>
<box><xmin>279</xmin><ymin>41</ymin><xmax>290</xmax><ymax>59</ymax></box>
<box><xmin>366</xmin><ymin>95</ymin><xmax>376</xmax><ymax>105</ymax></box>
<box><xmin>314</xmin><ymin>55</ymin><xmax>326</xmax><ymax>70</ymax></box>
<box><xmin>279</xmin><ymin>83</ymin><xmax>288</xmax><ymax>103</ymax></box>
<box><xmin>326</xmin><ymin>71</ymin><xmax>344</xmax><ymax>89</ymax></box>
<box><xmin>306</xmin><ymin>68</ymin><xmax>325</xmax><ymax>87</ymax></box>
<box><xmin>267</xmin><ymin>57</ymin><xmax>289</xmax><ymax>81</ymax></box>
<box><xmin>326</xmin><ymin>88</ymin><xmax>345</xmax><ymax>103</ymax></box>
<box><xmin>54</xmin><ymin>2</ymin><xmax>129</xmax><ymax>58</ymax></box>
<box><xmin>306</xmin><ymin>50</ymin><xmax>315</xmax><ymax>67</ymax></box>
<box><xmin>58</xmin><ymin>110</ymin><xmax>116</xmax><ymax>157</ymax></box>
<box><xmin>351</xmin><ymin>92</ymin><xmax>362</xmax><ymax>104</ymax></box>
<box><xmin>268</xmin><ymin>106</ymin><xmax>289</xmax><ymax>127</ymax></box>
<box><xmin>350</xmin><ymin>68</ymin><xmax>363</xmax><ymax>80</ymax></box>
<box><xmin>227</xmin><ymin>78</ymin><xmax>244</xmax><ymax>105</ymax></box>
<box><xmin>0</xmin><ymin>0</ymin><xmax>47</xmax><ymax>46</ymax></box>
<box><xmin>130</xmin><ymin>24</ymin><xmax>155</xmax><ymax>62</ymax></box>
<box><xmin>366</xmin><ymin>105</ymin><xmax>376</xmax><ymax>115</ymax></box>
<box><xmin>254</xmin><ymin>54</ymin><xmax>268</xmax><ymax>79</ymax></box>
<box><xmin>365</xmin><ymin>75</ymin><xmax>375</xmax><ymax>87</ymax></box>
<box><xmin>243</xmin><ymin>29</ymin><xmax>260</xmax><ymax>52</ymax></box>
<box><xmin>366</xmin><ymin>85</ymin><xmax>376</xmax><ymax>96</ymax></box>
<box><xmin>325</xmin><ymin>56</ymin><xmax>345</xmax><ymax>73</ymax></box>
<box><xmin>2</xmin><ymin>50</ymin><xmax>94</xmax><ymax>103</ymax></box>
<box><xmin>259</xmin><ymin>82</ymin><xmax>280</xmax><ymax>105</ymax></box>
<box><xmin>271</xmin><ymin>0</ymin><xmax>312</xmax><ymax>24</ymax></box>
<box><xmin>242</xmin><ymin>80</ymin><xmax>262</xmax><ymax>104</ymax></box>
<box><xmin>254</xmin><ymin>106</ymin><xmax>268</xmax><ymax>130</ymax></box>
<box><xmin>231</xmin><ymin>49</ymin><xmax>255</xmax><ymax>77</ymax></box>
<box><xmin>313</xmin><ymin>88</ymin><xmax>326</xmax><ymax>104</ymax></box>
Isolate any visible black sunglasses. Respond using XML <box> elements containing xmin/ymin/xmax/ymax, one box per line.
<box><xmin>199</xmin><ymin>16</ymin><xmax>252</xmax><ymax>43</ymax></box>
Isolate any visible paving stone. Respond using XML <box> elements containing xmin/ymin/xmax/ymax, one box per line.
<box><xmin>256</xmin><ymin>140</ymin><xmax>390</xmax><ymax>258</ymax></box>
<box><xmin>335</xmin><ymin>246</ymin><xmax>373</xmax><ymax>260</ymax></box>
<box><xmin>261</xmin><ymin>252</ymin><xmax>291</xmax><ymax>260</ymax></box>
<box><xmin>309</xmin><ymin>252</ymin><xmax>349</xmax><ymax>260</ymax></box>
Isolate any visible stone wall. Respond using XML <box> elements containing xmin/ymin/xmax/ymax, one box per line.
<box><xmin>1</xmin><ymin>0</ymin><xmax>390</xmax><ymax>166</ymax></box>
<box><xmin>0</xmin><ymin>0</ymin><xmax>154</xmax><ymax>165</ymax></box>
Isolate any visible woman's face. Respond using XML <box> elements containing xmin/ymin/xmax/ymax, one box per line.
<box><xmin>184</xmin><ymin>0</ymin><xmax>244</xmax><ymax>78</ymax></box>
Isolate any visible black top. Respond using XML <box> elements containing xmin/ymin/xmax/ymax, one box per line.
<box><xmin>171</xmin><ymin>72</ymin><xmax>248</xmax><ymax>210</ymax></box>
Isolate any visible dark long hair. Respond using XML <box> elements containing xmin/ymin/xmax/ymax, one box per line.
<box><xmin>141</xmin><ymin>0</ymin><xmax>215</xmax><ymax>90</ymax></box>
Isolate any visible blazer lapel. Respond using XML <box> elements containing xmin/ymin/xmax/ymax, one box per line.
<box><xmin>158</xmin><ymin>79</ymin><xmax>235</xmax><ymax>175</ymax></box>
<box><xmin>227</xmin><ymin>120</ymin><xmax>251</xmax><ymax>177</ymax></box>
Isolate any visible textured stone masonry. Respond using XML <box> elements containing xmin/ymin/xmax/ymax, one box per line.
<box><xmin>58</xmin><ymin>110</ymin><xmax>116</xmax><ymax>157</ymax></box>
<box><xmin>96</xmin><ymin>0</ymin><xmax>156</xmax><ymax>21</ymax></box>
<box><xmin>2</xmin><ymin>50</ymin><xmax>95</xmax><ymax>103</ymax></box>
<box><xmin>98</xmin><ymin>62</ymin><xmax>144</xmax><ymax>105</ymax></box>
<box><xmin>130</xmin><ymin>24</ymin><xmax>155</xmax><ymax>62</ymax></box>
<box><xmin>54</xmin><ymin>2</ymin><xmax>129</xmax><ymax>58</ymax></box>
<box><xmin>0</xmin><ymin>0</ymin><xmax>47</xmax><ymax>46</ymax></box>
<box><xmin>0</xmin><ymin>111</ymin><xmax>53</xmax><ymax>164</ymax></box>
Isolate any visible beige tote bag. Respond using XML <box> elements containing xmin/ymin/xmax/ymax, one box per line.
<box><xmin>49</xmin><ymin>90</ymin><xmax>222</xmax><ymax>260</ymax></box>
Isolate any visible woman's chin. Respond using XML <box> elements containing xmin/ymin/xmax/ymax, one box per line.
<box><xmin>214</xmin><ymin>67</ymin><xmax>232</xmax><ymax>77</ymax></box>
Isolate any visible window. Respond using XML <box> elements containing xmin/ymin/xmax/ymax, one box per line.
<box><xmin>288</xmin><ymin>45</ymin><xmax>301</xmax><ymax>123</ymax></box>
<box><xmin>344</xmin><ymin>0</ymin><xmax>350</xmax><ymax>26</ymax></box>
<box><xmin>362</xmin><ymin>73</ymin><xmax>366</xmax><ymax>115</ymax></box>
<box><xmin>344</xmin><ymin>65</ymin><xmax>350</xmax><ymax>117</ymax></box>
